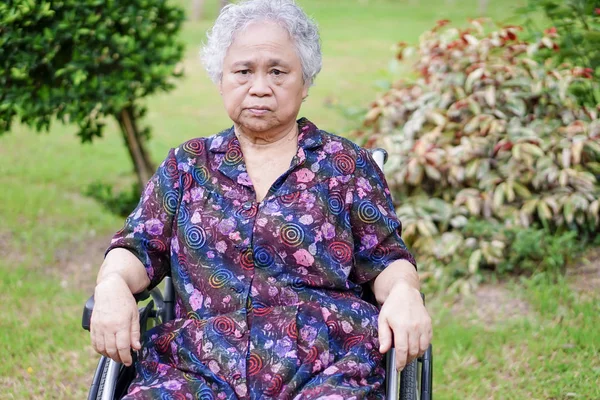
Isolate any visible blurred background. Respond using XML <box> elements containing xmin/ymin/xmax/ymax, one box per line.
<box><xmin>1</xmin><ymin>0</ymin><xmax>599</xmax><ymax>398</ymax></box>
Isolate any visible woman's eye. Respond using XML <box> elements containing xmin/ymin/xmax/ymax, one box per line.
<box><xmin>271</xmin><ymin>69</ymin><xmax>283</xmax><ymax>76</ymax></box>
<box><xmin>237</xmin><ymin>70</ymin><xmax>250</xmax><ymax>75</ymax></box>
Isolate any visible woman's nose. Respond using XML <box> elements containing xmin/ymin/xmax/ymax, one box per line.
<box><xmin>248</xmin><ymin>74</ymin><xmax>272</xmax><ymax>96</ymax></box>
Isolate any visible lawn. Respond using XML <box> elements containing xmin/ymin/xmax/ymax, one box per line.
<box><xmin>1</xmin><ymin>0</ymin><xmax>598</xmax><ymax>398</ymax></box>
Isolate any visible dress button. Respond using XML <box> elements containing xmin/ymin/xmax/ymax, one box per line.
<box><xmin>243</xmin><ymin>202</ymin><xmax>253</xmax><ymax>210</ymax></box>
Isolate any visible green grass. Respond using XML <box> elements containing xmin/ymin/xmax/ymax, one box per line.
<box><xmin>430</xmin><ymin>276</ymin><xmax>600</xmax><ymax>399</ymax></box>
<box><xmin>3</xmin><ymin>0</ymin><xmax>599</xmax><ymax>398</ymax></box>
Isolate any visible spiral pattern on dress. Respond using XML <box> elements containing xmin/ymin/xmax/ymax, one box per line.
<box><xmin>333</xmin><ymin>153</ymin><xmax>356</xmax><ymax>175</ymax></box>
<box><xmin>265</xmin><ymin>374</ymin><xmax>284</xmax><ymax>397</ymax></box>
<box><xmin>209</xmin><ymin>269</ymin><xmax>233</xmax><ymax>288</ymax></box>
<box><xmin>163</xmin><ymin>191</ymin><xmax>179</xmax><ymax>214</ymax></box>
<box><xmin>196</xmin><ymin>387</ymin><xmax>215</xmax><ymax>400</ymax></box>
<box><xmin>191</xmin><ymin>165</ymin><xmax>209</xmax><ymax>185</ymax></box>
<box><xmin>371</xmin><ymin>245</ymin><xmax>390</xmax><ymax>263</ymax></box>
<box><xmin>357</xmin><ymin>201</ymin><xmax>381</xmax><ymax>224</ymax></box>
<box><xmin>280</xmin><ymin>191</ymin><xmax>300</xmax><ymax>207</ymax></box>
<box><xmin>328</xmin><ymin>241</ymin><xmax>353</xmax><ymax>264</ymax></box>
<box><xmin>240</xmin><ymin>248</ymin><xmax>254</xmax><ymax>270</ymax></box>
<box><xmin>224</xmin><ymin>144</ymin><xmax>243</xmax><ymax>165</ymax></box>
<box><xmin>248</xmin><ymin>352</ymin><xmax>263</xmax><ymax>376</ymax></box>
<box><xmin>280</xmin><ymin>223</ymin><xmax>304</xmax><ymax>247</ymax></box>
<box><xmin>185</xmin><ymin>226</ymin><xmax>206</xmax><ymax>249</ymax></box>
<box><xmin>183</xmin><ymin>139</ymin><xmax>205</xmax><ymax>155</ymax></box>
<box><xmin>253</xmin><ymin>246</ymin><xmax>275</xmax><ymax>268</ymax></box>
<box><xmin>144</xmin><ymin>238</ymin><xmax>167</xmax><ymax>253</ymax></box>
<box><xmin>343</xmin><ymin>334</ymin><xmax>365</xmax><ymax>352</ymax></box>
<box><xmin>177</xmin><ymin>204</ymin><xmax>189</xmax><ymax>225</ymax></box>
<box><xmin>213</xmin><ymin>316</ymin><xmax>235</xmax><ymax>335</ymax></box>
<box><xmin>163</xmin><ymin>157</ymin><xmax>179</xmax><ymax>179</ymax></box>
<box><xmin>327</xmin><ymin>191</ymin><xmax>344</xmax><ymax>215</ymax></box>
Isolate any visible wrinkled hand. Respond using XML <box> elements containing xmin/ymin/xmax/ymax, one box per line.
<box><xmin>90</xmin><ymin>274</ymin><xmax>141</xmax><ymax>366</ymax></box>
<box><xmin>378</xmin><ymin>282</ymin><xmax>432</xmax><ymax>371</ymax></box>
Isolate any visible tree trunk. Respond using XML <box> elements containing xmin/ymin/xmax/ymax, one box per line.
<box><xmin>116</xmin><ymin>106</ymin><xmax>155</xmax><ymax>190</ymax></box>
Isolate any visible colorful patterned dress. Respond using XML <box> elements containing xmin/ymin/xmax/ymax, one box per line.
<box><xmin>107</xmin><ymin>118</ymin><xmax>416</xmax><ymax>399</ymax></box>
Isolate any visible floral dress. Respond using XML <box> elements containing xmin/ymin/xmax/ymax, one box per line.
<box><xmin>107</xmin><ymin>118</ymin><xmax>416</xmax><ymax>400</ymax></box>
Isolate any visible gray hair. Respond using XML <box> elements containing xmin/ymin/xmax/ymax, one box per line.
<box><xmin>200</xmin><ymin>0</ymin><xmax>322</xmax><ymax>86</ymax></box>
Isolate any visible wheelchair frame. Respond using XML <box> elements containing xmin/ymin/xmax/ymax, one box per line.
<box><xmin>81</xmin><ymin>148</ymin><xmax>433</xmax><ymax>399</ymax></box>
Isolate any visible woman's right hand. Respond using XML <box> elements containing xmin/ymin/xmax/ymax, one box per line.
<box><xmin>90</xmin><ymin>273</ymin><xmax>142</xmax><ymax>366</ymax></box>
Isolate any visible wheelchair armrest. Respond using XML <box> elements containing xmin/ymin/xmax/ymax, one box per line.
<box><xmin>81</xmin><ymin>290</ymin><xmax>151</xmax><ymax>331</ymax></box>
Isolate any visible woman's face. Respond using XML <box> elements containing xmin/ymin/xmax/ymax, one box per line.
<box><xmin>220</xmin><ymin>21</ymin><xmax>309</xmax><ymax>136</ymax></box>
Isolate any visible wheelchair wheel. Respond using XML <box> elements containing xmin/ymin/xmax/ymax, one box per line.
<box><xmin>88</xmin><ymin>356</ymin><xmax>135</xmax><ymax>400</ymax></box>
<box><xmin>399</xmin><ymin>359</ymin><xmax>418</xmax><ymax>400</ymax></box>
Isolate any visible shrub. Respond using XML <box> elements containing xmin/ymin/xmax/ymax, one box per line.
<box><xmin>0</xmin><ymin>0</ymin><xmax>185</xmax><ymax>188</ymax></box>
<box><xmin>520</xmin><ymin>0</ymin><xmax>600</xmax><ymax>108</ymax></box>
<box><xmin>84</xmin><ymin>182</ymin><xmax>141</xmax><ymax>218</ymax></box>
<box><xmin>354</xmin><ymin>19</ymin><xmax>600</xmax><ymax>291</ymax></box>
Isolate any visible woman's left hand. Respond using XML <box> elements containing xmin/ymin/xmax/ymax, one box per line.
<box><xmin>377</xmin><ymin>281</ymin><xmax>432</xmax><ymax>371</ymax></box>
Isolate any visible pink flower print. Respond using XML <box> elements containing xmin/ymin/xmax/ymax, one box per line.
<box><xmin>324</xmin><ymin>141</ymin><xmax>343</xmax><ymax>154</ymax></box>
<box><xmin>191</xmin><ymin>211</ymin><xmax>202</xmax><ymax>224</ymax></box>
<box><xmin>162</xmin><ymin>380</ymin><xmax>182</xmax><ymax>391</ymax></box>
<box><xmin>133</xmin><ymin>223</ymin><xmax>145</xmax><ymax>234</ymax></box>
<box><xmin>235</xmin><ymin>384</ymin><xmax>247</xmax><ymax>397</ymax></box>
<box><xmin>190</xmin><ymin>290</ymin><xmax>203</xmax><ymax>310</ymax></box>
<box><xmin>257</xmin><ymin>217</ymin><xmax>268</xmax><ymax>227</ymax></box>
<box><xmin>361</xmin><ymin>234</ymin><xmax>378</xmax><ymax>250</ymax></box>
<box><xmin>228</xmin><ymin>231</ymin><xmax>241</xmax><ymax>241</ymax></box>
<box><xmin>207</xmin><ymin>251</ymin><xmax>215</xmax><ymax>259</ymax></box>
<box><xmin>215</xmin><ymin>241</ymin><xmax>227</xmax><ymax>253</ymax></box>
<box><xmin>190</xmin><ymin>187</ymin><xmax>204</xmax><ymax>202</ymax></box>
<box><xmin>357</xmin><ymin>176</ymin><xmax>372</xmax><ymax>192</ymax></box>
<box><xmin>300</xmin><ymin>325</ymin><xmax>317</xmax><ymax>342</ymax></box>
<box><xmin>171</xmin><ymin>237</ymin><xmax>179</xmax><ymax>253</ymax></box>
<box><xmin>299</xmin><ymin>214</ymin><xmax>314</xmax><ymax>225</ymax></box>
<box><xmin>177</xmin><ymin>162</ymin><xmax>189</xmax><ymax>173</ymax></box>
<box><xmin>222</xmin><ymin>295</ymin><xmax>231</xmax><ymax>304</ymax></box>
<box><xmin>144</xmin><ymin>180</ymin><xmax>155</xmax><ymax>197</ymax></box>
<box><xmin>295</xmin><ymin>168</ymin><xmax>315</xmax><ymax>183</ymax></box>
<box><xmin>182</xmin><ymin>191</ymin><xmax>190</xmax><ymax>203</ymax></box>
<box><xmin>341</xmin><ymin>321</ymin><xmax>353</xmax><ymax>333</ymax></box>
<box><xmin>145</xmin><ymin>219</ymin><xmax>164</xmax><ymax>236</ymax></box>
<box><xmin>300</xmin><ymin>191</ymin><xmax>316</xmax><ymax>210</ymax></box>
<box><xmin>237</xmin><ymin>172</ymin><xmax>252</xmax><ymax>186</ymax></box>
<box><xmin>218</xmin><ymin>218</ymin><xmax>236</xmax><ymax>235</ymax></box>
<box><xmin>321</xmin><ymin>222</ymin><xmax>336</xmax><ymax>240</ymax></box>
<box><xmin>208</xmin><ymin>360</ymin><xmax>220</xmax><ymax>374</ymax></box>
<box><xmin>293</xmin><ymin>249</ymin><xmax>315</xmax><ymax>267</ymax></box>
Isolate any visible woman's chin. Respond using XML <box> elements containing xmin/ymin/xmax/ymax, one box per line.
<box><xmin>237</xmin><ymin>116</ymin><xmax>279</xmax><ymax>134</ymax></box>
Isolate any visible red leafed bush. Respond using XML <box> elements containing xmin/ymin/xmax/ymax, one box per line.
<box><xmin>354</xmin><ymin>19</ymin><xmax>600</xmax><ymax>291</ymax></box>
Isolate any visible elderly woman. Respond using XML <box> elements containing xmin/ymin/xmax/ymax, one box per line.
<box><xmin>90</xmin><ymin>0</ymin><xmax>432</xmax><ymax>398</ymax></box>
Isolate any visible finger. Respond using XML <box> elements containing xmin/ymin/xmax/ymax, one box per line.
<box><xmin>130</xmin><ymin>311</ymin><xmax>142</xmax><ymax>350</ymax></box>
<box><xmin>104</xmin><ymin>333</ymin><xmax>122</xmax><ymax>364</ymax></box>
<box><xmin>418</xmin><ymin>332</ymin><xmax>430</xmax><ymax>357</ymax></box>
<box><xmin>394</xmin><ymin>331</ymin><xmax>409</xmax><ymax>371</ymax></box>
<box><xmin>378</xmin><ymin>315</ymin><xmax>393</xmax><ymax>354</ymax></box>
<box><xmin>116</xmin><ymin>330</ymin><xmax>132</xmax><ymax>366</ymax></box>
<box><xmin>92</xmin><ymin>328</ymin><xmax>107</xmax><ymax>357</ymax></box>
<box><xmin>407</xmin><ymin>329</ymin><xmax>420</xmax><ymax>364</ymax></box>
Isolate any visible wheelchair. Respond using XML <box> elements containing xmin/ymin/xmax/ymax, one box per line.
<box><xmin>81</xmin><ymin>149</ymin><xmax>433</xmax><ymax>400</ymax></box>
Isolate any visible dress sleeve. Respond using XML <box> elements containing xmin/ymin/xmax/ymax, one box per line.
<box><xmin>105</xmin><ymin>148</ymin><xmax>180</xmax><ymax>289</ymax></box>
<box><xmin>349</xmin><ymin>148</ymin><xmax>416</xmax><ymax>285</ymax></box>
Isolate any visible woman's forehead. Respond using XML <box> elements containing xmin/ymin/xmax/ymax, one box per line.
<box><xmin>225</xmin><ymin>23</ymin><xmax>300</xmax><ymax>66</ymax></box>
